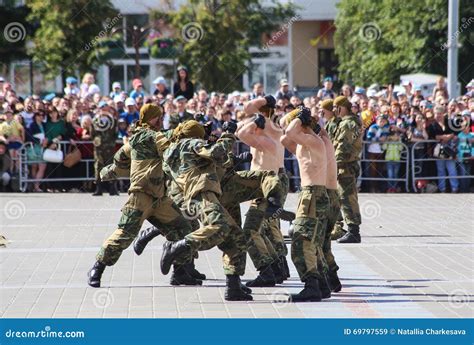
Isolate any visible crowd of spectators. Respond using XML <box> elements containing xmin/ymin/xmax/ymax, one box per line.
<box><xmin>0</xmin><ymin>69</ymin><xmax>473</xmax><ymax>193</ymax></box>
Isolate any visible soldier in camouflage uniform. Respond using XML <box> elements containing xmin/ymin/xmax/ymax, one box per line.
<box><xmin>332</xmin><ymin>96</ymin><xmax>363</xmax><ymax>243</ymax></box>
<box><xmin>283</xmin><ymin>107</ymin><xmax>331</xmax><ymax>302</ymax></box>
<box><xmin>160</xmin><ymin>120</ymin><xmax>252</xmax><ymax>301</ymax></box>
<box><xmin>237</xmin><ymin>96</ymin><xmax>292</xmax><ymax>287</ymax></box>
<box><xmin>320</xmin><ymin>99</ymin><xmax>345</xmax><ymax>240</ymax></box>
<box><xmin>90</xmin><ymin>107</ymin><xmax>118</xmax><ymax>196</ymax></box>
<box><xmin>88</xmin><ymin>104</ymin><xmax>200</xmax><ymax>288</ymax></box>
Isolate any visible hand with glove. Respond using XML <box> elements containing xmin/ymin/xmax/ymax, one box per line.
<box><xmin>253</xmin><ymin>114</ymin><xmax>266</xmax><ymax>129</ymax></box>
<box><xmin>222</xmin><ymin>121</ymin><xmax>237</xmax><ymax>134</ymax></box>
<box><xmin>297</xmin><ymin>106</ymin><xmax>312</xmax><ymax>127</ymax></box>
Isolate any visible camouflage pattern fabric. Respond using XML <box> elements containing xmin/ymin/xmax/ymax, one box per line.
<box><xmin>127</xmin><ymin>127</ymin><xmax>170</xmax><ymax>198</ymax></box>
<box><xmin>290</xmin><ymin>185</ymin><xmax>329</xmax><ymax>282</ymax></box>
<box><xmin>100</xmin><ymin>143</ymin><xmax>131</xmax><ymax>181</ymax></box>
<box><xmin>318</xmin><ymin>188</ymin><xmax>340</xmax><ymax>274</ymax></box>
<box><xmin>333</xmin><ymin>114</ymin><xmax>362</xmax><ymax>164</ymax></box>
<box><xmin>97</xmin><ymin>192</ymin><xmax>192</xmax><ymax>266</ymax></box>
<box><xmin>337</xmin><ymin>161</ymin><xmax>361</xmax><ymax>226</ymax></box>
<box><xmin>324</xmin><ymin>116</ymin><xmax>341</xmax><ymax>143</ymax></box>
<box><xmin>168</xmin><ymin>111</ymin><xmax>195</xmax><ymax>130</ymax></box>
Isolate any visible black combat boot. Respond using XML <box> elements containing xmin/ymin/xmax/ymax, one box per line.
<box><xmin>225</xmin><ymin>275</ymin><xmax>253</xmax><ymax>301</ymax></box>
<box><xmin>133</xmin><ymin>226</ymin><xmax>162</xmax><ymax>255</ymax></box>
<box><xmin>241</xmin><ymin>283</ymin><xmax>252</xmax><ymax>294</ymax></box>
<box><xmin>185</xmin><ymin>259</ymin><xmax>206</xmax><ymax>280</ymax></box>
<box><xmin>92</xmin><ymin>181</ymin><xmax>103</xmax><ymax>196</ymax></box>
<box><xmin>289</xmin><ymin>277</ymin><xmax>322</xmax><ymax>302</ymax></box>
<box><xmin>337</xmin><ymin>224</ymin><xmax>361</xmax><ymax>244</ymax></box>
<box><xmin>161</xmin><ymin>239</ymin><xmax>191</xmax><ymax>275</ymax></box>
<box><xmin>280</xmin><ymin>256</ymin><xmax>290</xmax><ymax>279</ymax></box>
<box><xmin>108</xmin><ymin>181</ymin><xmax>119</xmax><ymax>196</ymax></box>
<box><xmin>245</xmin><ymin>264</ymin><xmax>276</xmax><ymax>287</ymax></box>
<box><xmin>170</xmin><ymin>265</ymin><xmax>203</xmax><ymax>286</ymax></box>
<box><xmin>87</xmin><ymin>261</ymin><xmax>106</xmax><ymax>288</ymax></box>
<box><xmin>271</xmin><ymin>259</ymin><xmax>285</xmax><ymax>284</ymax></box>
<box><xmin>265</xmin><ymin>197</ymin><xmax>295</xmax><ymax>222</ymax></box>
<box><xmin>318</xmin><ymin>275</ymin><xmax>332</xmax><ymax>299</ymax></box>
<box><xmin>328</xmin><ymin>271</ymin><xmax>342</xmax><ymax>292</ymax></box>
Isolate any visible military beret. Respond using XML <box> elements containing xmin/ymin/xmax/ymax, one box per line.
<box><xmin>321</xmin><ymin>99</ymin><xmax>334</xmax><ymax>111</ymax></box>
<box><xmin>334</xmin><ymin>96</ymin><xmax>351</xmax><ymax>110</ymax></box>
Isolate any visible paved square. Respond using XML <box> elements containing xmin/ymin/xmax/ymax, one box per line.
<box><xmin>1</xmin><ymin>193</ymin><xmax>473</xmax><ymax>318</ymax></box>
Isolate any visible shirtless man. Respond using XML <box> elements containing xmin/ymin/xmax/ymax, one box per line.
<box><xmin>236</xmin><ymin>95</ymin><xmax>291</xmax><ymax>287</ymax></box>
<box><xmin>282</xmin><ymin>107</ymin><xmax>329</xmax><ymax>302</ymax></box>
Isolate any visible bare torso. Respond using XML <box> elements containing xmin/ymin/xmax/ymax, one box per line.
<box><xmin>322</xmin><ymin>135</ymin><xmax>337</xmax><ymax>189</ymax></box>
<box><xmin>250</xmin><ymin>126</ymin><xmax>285</xmax><ymax>172</ymax></box>
<box><xmin>296</xmin><ymin>134</ymin><xmax>327</xmax><ymax>187</ymax></box>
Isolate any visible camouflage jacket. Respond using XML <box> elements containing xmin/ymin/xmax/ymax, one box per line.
<box><xmin>333</xmin><ymin>114</ymin><xmax>362</xmax><ymax>164</ymax></box>
<box><xmin>163</xmin><ymin>133</ymin><xmax>236</xmax><ymax>200</ymax></box>
<box><xmin>168</xmin><ymin>111</ymin><xmax>195</xmax><ymax>130</ymax></box>
<box><xmin>100</xmin><ymin>143</ymin><xmax>131</xmax><ymax>181</ymax></box>
<box><xmin>127</xmin><ymin>127</ymin><xmax>171</xmax><ymax>197</ymax></box>
<box><xmin>324</xmin><ymin>116</ymin><xmax>341</xmax><ymax>143</ymax></box>
<box><xmin>91</xmin><ymin>114</ymin><xmax>117</xmax><ymax>150</ymax></box>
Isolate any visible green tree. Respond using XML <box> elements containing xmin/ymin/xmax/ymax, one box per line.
<box><xmin>151</xmin><ymin>0</ymin><xmax>296</xmax><ymax>92</ymax></box>
<box><xmin>27</xmin><ymin>0</ymin><xmax>119</xmax><ymax>78</ymax></box>
<box><xmin>334</xmin><ymin>0</ymin><xmax>474</xmax><ymax>88</ymax></box>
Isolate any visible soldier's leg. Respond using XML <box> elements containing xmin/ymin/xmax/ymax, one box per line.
<box><xmin>147</xmin><ymin>196</ymin><xmax>203</xmax><ymax>285</ymax></box>
<box><xmin>322</xmin><ymin>190</ymin><xmax>342</xmax><ymax>292</ymax></box>
<box><xmin>89</xmin><ymin>192</ymin><xmax>151</xmax><ymax>287</ymax></box>
<box><xmin>337</xmin><ymin>171</ymin><xmax>362</xmax><ymax>244</ymax></box>
<box><xmin>290</xmin><ymin>186</ymin><xmax>328</xmax><ymax>302</ymax></box>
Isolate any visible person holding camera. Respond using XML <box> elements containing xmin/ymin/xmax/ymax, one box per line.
<box><xmin>427</xmin><ymin>105</ymin><xmax>459</xmax><ymax>193</ymax></box>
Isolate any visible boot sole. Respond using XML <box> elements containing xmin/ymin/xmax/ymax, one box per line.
<box><xmin>245</xmin><ymin>281</ymin><xmax>276</xmax><ymax>287</ymax></box>
<box><xmin>289</xmin><ymin>297</ymin><xmax>322</xmax><ymax>302</ymax></box>
<box><xmin>88</xmin><ymin>281</ymin><xmax>100</xmax><ymax>288</ymax></box>
<box><xmin>170</xmin><ymin>280</ymin><xmax>203</xmax><ymax>286</ymax></box>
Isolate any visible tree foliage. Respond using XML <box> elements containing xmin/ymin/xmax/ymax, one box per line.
<box><xmin>334</xmin><ymin>0</ymin><xmax>474</xmax><ymax>87</ymax></box>
<box><xmin>27</xmin><ymin>0</ymin><xmax>119</xmax><ymax>78</ymax></box>
<box><xmin>151</xmin><ymin>0</ymin><xmax>296</xmax><ymax>92</ymax></box>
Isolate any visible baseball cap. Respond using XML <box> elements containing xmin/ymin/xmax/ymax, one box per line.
<box><xmin>125</xmin><ymin>98</ymin><xmax>136</xmax><ymax>107</ymax></box>
<box><xmin>401</xmin><ymin>80</ymin><xmax>411</xmax><ymax>87</ymax></box>
<box><xmin>113</xmin><ymin>95</ymin><xmax>124</xmax><ymax>103</ymax></box>
<box><xmin>175</xmin><ymin>95</ymin><xmax>186</xmax><ymax>102</ymax></box>
<box><xmin>354</xmin><ymin>87</ymin><xmax>365</xmax><ymax>95</ymax></box>
<box><xmin>66</xmin><ymin>76</ymin><xmax>77</xmax><ymax>84</ymax></box>
<box><xmin>43</xmin><ymin>93</ymin><xmax>56</xmax><ymax>102</ymax></box>
<box><xmin>466</xmin><ymin>79</ymin><xmax>474</xmax><ymax>88</ymax></box>
<box><xmin>98</xmin><ymin>101</ymin><xmax>107</xmax><ymax>108</ymax></box>
<box><xmin>367</xmin><ymin>89</ymin><xmax>377</xmax><ymax>98</ymax></box>
<box><xmin>323</xmin><ymin>76</ymin><xmax>333</xmax><ymax>82</ymax></box>
<box><xmin>280</xmin><ymin>79</ymin><xmax>289</xmax><ymax>86</ymax></box>
<box><xmin>88</xmin><ymin>84</ymin><xmax>101</xmax><ymax>94</ymax></box>
<box><xmin>414</xmin><ymin>85</ymin><xmax>422</xmax><ymax>91</ymax></box>
<box><xmin>112</xmin><ymin>82</ymin><xmax>121</xmax><ymax>89</ymax></box>
<box><xmin>153</xmin><ymin>76</ymin><xmax>167</xmax><ymax>85</ymax></box>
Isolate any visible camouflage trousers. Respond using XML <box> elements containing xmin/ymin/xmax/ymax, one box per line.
<box><xmin>97</xmin><ymin>192</ymin><xmax>192</xmax><ymax>266</ymax></box>
<box><xmin>318</xmin><ymin>189</ymin><xmax>340</xmax><ymax>274</ymax></box>
<box><xmin>243</xmin><ymin>170</ymin><xmax>289</xmax><ymax>270</ymax></box>
<box><xmin>94</xmin><ymin>147</ymin><xmax>115</xmax><ymax>181</ymax></box>
<box><xmin>291</xmin><ymin>185</ymin><xmax>329</xmax><ymax>282</ymax></box>
<box><xmin>337</xmin><ymin>161</ymin><xmax>361</xmax><ymax>226</ymax></box>
<box><xmin>184</xmin><ymin>191</ymin><xmax>247</xmax><ymax>276</ymax></box>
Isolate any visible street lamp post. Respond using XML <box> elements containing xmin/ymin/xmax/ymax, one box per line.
<box><xmin>25</xmin><ymin>40</ymin><xmax>36</xmax><ymax>96</ymax></box>
<box><xmin>447</xmin><ymin>0</ymin><xmax>459</xmax><ymax>98</ymax></box>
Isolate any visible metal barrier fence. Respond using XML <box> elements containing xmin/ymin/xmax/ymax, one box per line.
<box><xmin>411</xmin><ymin>140</ymin><xmax>473</xmax><ymax>193</ymax></box>
<box><xmin>15</xmin><ymin>139</ymin><xmax>473</xmax><ymax>193</ymax></box>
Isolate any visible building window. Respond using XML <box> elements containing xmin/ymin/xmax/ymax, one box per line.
<box><xmin>318</xmin><ymin>48</ymin><xmax>338</xmax><ymax>84</ymax></box>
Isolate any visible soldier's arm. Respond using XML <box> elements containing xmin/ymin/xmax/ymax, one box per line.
<box><xmin>100</xmin><ymin>144</ymin><xmax>131</xmax><ymax>181</ymax></box>
<box><xmin>237</xmin><ymin>121</ymin><xmax>276</xmax><ymax>151</ymax></box>
<box><xmin>243</xmin><ymin>97</ymin><xmax>267</xmax><ymax>115</ymax></box>
<box><xmin>280</xmin><ymin>134</ymin><xmax>297</xmax><ymax>154</ymax></box>
<box><xmin>193</xmin><ymin>133</ymin><xmax>236</xmax><ymax>162</ymax></box>
<box><xmin>155</xmin><ymin>131</ymin><xmax>171</xmax><ymax>154</ymax></box>
<box><xmin>334</xmin><ymin>122</ymin><xmax>358</xmax><ymax>162</ymax></box>
<box><xmin>285</xmin><ymin>118</ymin><xmax>317</xmax><ymax>147</ymax></box>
